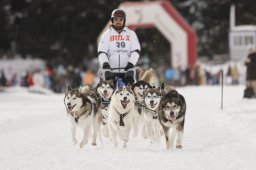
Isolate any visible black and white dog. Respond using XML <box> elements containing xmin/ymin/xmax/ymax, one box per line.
<box><xmin>142</xmin><ymin>88</ymin><xmax>163</xmax><ymax>143</ymax></box>
<box><xmin>95</xmin><ymin>80</ymin><xmax>114</xmax><ymax>137</ymax></box>
<box><xmin>108</xmin><ymin>85</ymin><xmax>135</xmax><ymax>149</ymax></box>
<box><xmin>131</xmin><ymin>80</ymin><xmax>151</xmax><ymax>137</ymax></box>
<box><xmin>64</xmin><ymin>86</ymin><xmax>101</xmax><ymax>148</ymax></box>
<box><xmin>158</xmin><ymin>89</ymin><xmax>186</xmax><ymax>149</ymax></box>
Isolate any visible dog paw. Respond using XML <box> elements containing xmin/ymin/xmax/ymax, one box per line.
<box><xmin>79</xmin><ymin>140</ymin><xmax>88</xmax><ymax>148</ymax></box>
<box><xmin>72</xmin><ymin>139</ymin><xmax>78</xmax><ymax>145</ymax></box>
<box><xmin>114</xmin><ymin>143</ymin><xmax>118</xmax><ymax>149</ymax></box>
<box><xmin>123</xmin><ymin>143</ymin><xmax>127</xmax><ymax>149</ymax></box>
<box><xmin>80</xmin><ymin>143</ymin><xmax>85</xmax><ymax>148</ymax></box>
<box><xmin>176</xmin><ymin>145</ymin><xmax>183</xmax><ymax>149</ymax></box>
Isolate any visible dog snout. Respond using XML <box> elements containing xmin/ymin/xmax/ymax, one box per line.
<box><xmin>170</xmin><ymin>112</ymin><xmax>174</xmax><ymax>117</ymax></box>
<box><xmin>123</xmin><ymin>97</ymin><xmax>127</xmax><ymax>100</ymax></box>
<box><xmin>103</xmin><ymin>90</ymin><xmax>107</xmax><ymax>94</ymax></box>
<box><xmin>67</xmin><ymin>102</ymin><xmax>71</xmax><ymax>106</ymax></box>
<box><xmin>150</xmin><ymin>100</ymin><xmax>154</xmax><ymax>104</ymax></box>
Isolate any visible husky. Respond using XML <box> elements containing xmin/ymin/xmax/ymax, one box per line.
<box><xmin>140</xmin><ymin>68</ymin><xmax>160</xmax><ymax>88</ymax></box>
<box><xmin>64</xmin><ymin>86</ymin><xmax>100</xmax><ymax>148</ymax></box>
<box><xmin>131</xmin><ymin>80</ymin><xmax>151</xmax><ymax>137</ymax></box>
<box><xmin>108</xmin><ymin>85</ymin><xmax>135</xmax><ymax>149</ymax></box>
<box><xmin>95</xmin><ymin>80</ymin><xmax>114</xmax><ymax>137</ymax></box>
<box><xmin>96</xmin><ymin>79</ymin><xmax>114</xmax><ymax>101</ymax></box>
<box><xmin>142</xmin><ymin>88</ymin><xmax>163</xmax><ymax>143</ymax></box>
<box><xmin>158</xmin><ymin>89</ymin><xmax>186</xmax><ymax>149</ymax></box>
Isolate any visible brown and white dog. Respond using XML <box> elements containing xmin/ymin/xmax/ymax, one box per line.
<box><xmin>64</xmin><ymin>86</ymin><xmax>101</xmax><ymax>148</ymax></box>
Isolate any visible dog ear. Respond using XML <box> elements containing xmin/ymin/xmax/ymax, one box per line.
<box><xmin>160</xmin><ymin>83</ymin><xmax>165</xmax><ymax>96</ymax></box>
<box><xmin>117</xmin><ymin>86</ymin><xmax>123</xmax><ymax>93</ymax></box>
<box><xmin>107</xmin><ymin>80</ymin><xmax>114</xmax><ymax>88</ymax></box>
<box><xmin>126</xmin><ymin>83</ymin><xmax>131</xmax><ymax>89</ymax></box>
<box><xmin>160</xmin><ymin>83</ymin><xmax>165</xmax><ymax>90</ymax></box>
<box><xmin>67</xmin><ymin>86</ymin><xmax>72</xmax><ymax>91</ymax></box>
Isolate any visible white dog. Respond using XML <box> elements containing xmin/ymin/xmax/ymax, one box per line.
<box><xmin>108</xmin><ymin>85</ymin><xmax>135</xmax><ymax>149</ymax></box>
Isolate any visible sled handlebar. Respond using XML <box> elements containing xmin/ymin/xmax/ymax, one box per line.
<box><xmin>98</xmin><ymin>67</ymin><xmax>140</xmax><ymax>81</ymax></box>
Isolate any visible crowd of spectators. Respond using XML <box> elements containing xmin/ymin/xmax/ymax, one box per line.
<box><xmin>0</xmin><ymin>64</ymin><xmax>97</xmax><ymax>93</ymax></box>
<box><xmin>0</xmin><ymin>62</ymin><xmax>242</xmax><ymax>93</ymax></box>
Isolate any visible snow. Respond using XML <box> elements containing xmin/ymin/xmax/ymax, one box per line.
<box><xmin>1</xmin><ymin>85</ymin><xmax>256</xmax><ymax>170</ymax></box>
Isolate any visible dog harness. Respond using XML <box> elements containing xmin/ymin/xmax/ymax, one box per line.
<box><xmin>70</xmin><ymin>105</ymin><xmax>91</xmax><ymax>123</ymax></box>
<box><xmin>144</xmin><ymin>107</ymin><xmax>158</xmax><ymax>119</ymax></box>
<box><xmin>112</xmin><ymin>106</ymin><xmax>129</xmax><ymax>126</ymax></box>
<box><xmin>119</xmin><ymin>111</ymin><xmax>129</xmax><ymax>126</ymax></box>
<box><xmin>134</xmin><ymin>100</ymin><xmax>145</xmax><ymax>115</ymax></box>
<box><xmin>101</xmin><ymin>98</ymin><xmax>111</xmax><ymax>125</ymax></box>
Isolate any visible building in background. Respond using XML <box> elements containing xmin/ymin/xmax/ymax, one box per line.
<box><xmin>229</xmin><ymin>3</ymin><xmax>256</xmax><ymax>61</ymax></box>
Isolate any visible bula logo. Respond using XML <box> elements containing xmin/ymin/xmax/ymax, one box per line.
<box><xmin>110</xmin><ymin>35</ymin><xmax>130</xmax><ymax>41</ymax></box>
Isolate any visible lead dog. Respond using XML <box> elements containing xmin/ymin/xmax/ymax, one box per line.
<box><xmin>64</xmin><ymin>86</ymin><xmax>100</xmax><ymax>148</ymax></box>
<box><xmin>108</xmin><ymin>85</ymin><xmax>135</xmax><ymax>149</ymax></box>
<box><xmin>158</xmin><ymin>89</ymin><xmax>186</xmax><ymax>149</ymax></box>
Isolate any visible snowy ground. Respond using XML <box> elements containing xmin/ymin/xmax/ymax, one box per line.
<box><xmin>1</xmin><ymin>85</ymin><xmax>256</xmax><ymax>170</ymax></box>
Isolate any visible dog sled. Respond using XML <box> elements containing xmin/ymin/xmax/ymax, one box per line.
<box><xmin>98</xmin><ymin>67</ymin><xmax>140</xmax><ymax>84</ymax></box>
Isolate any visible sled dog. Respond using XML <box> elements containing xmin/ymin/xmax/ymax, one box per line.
<box><xmin>95</xmin><ymin>80</ymin><xmax>114</xmax><ymax>137</ymax></box>
<box><xmin>64</xmin><ymin>86</ymin><xmax>100</xmax><ymax>148</ymax></box>
<box><xmin>131</xmin><ymin>80</ymin><xmax>151</xmax><ymax>137</ymax></box>
<box><xmin>158</xmin><ymin>89</ymin><xmax>186</xmax><ymax>149</ymax></box>
<box><xmin>142</xmin><ymin>88</ymin><xmax>162</xmax><ymax>142</ymax></box>
<box><xmin>108</xmin><ymin>85</ymin><xmax>135</xmax><ymax>148</ymax></box>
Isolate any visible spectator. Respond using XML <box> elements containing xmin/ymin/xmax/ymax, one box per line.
<box><xmin>231</xmin><ymin>64</ymin><xmax>239</xmax><ymax>85</ymax></box>
<box><xmin>0</xmin><ymin>70</ymin><xmax>7</xmax><ymax>86</ymax></box>
<box><xmin>83</xmin><ymin>69</ymin><xmax>96</xmax><ymax>86</ymax></box>
<box><xmin>244</xmin><ymin>46</ymin><xmax>256</xmax><ymax>97</ymax></box>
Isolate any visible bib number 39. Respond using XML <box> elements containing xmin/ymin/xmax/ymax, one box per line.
<box><xmin>116</xmin><ymin>42</ymin><xmax>125</xmax><ymax>48</ymax></box>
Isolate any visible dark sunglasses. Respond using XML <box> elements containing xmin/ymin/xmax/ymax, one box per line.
<box><xmin>113</xmin><ymin>17</ymin><xmax>124</xmax><ymax>22</ymax></box>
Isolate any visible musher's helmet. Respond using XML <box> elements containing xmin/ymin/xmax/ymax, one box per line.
<box><xmin>111</xmin><ymin>9</ymin><xmax>126</xmax><ymax>24</ymax></box>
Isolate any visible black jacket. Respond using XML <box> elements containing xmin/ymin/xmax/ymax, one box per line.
<box><xmin>245</xmin><ymin>52</ymin><xmax>256</xmax><ymax>81</ymax></box>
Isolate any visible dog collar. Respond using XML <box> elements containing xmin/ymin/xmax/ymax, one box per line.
<box><xmin>70</xmin><ymin>105</ymin><xmax>91</xmax><ymax>123</ymax></box>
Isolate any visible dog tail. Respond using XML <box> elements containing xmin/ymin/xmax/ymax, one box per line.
<box><xmin>78</xmin><ymin>85</ymin><xmax>91</xmax><ymax>94</ymax></box>
<box><xmin>140</xmin><ymin>68</ymin><xmax>155</xmax><ymax>82</ymax></box>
